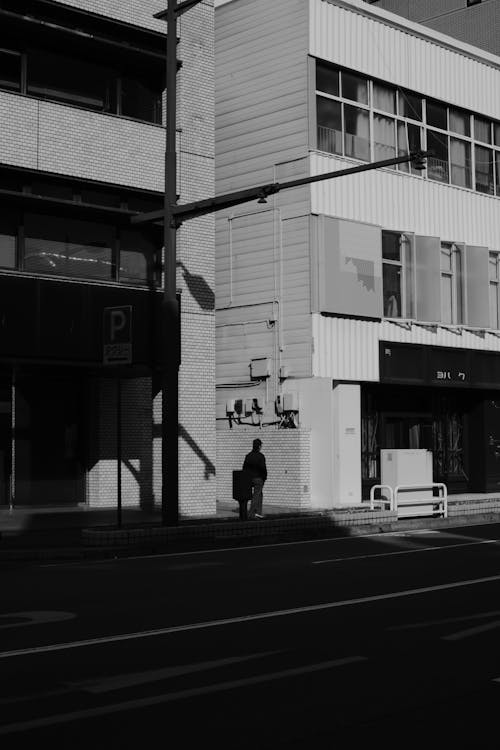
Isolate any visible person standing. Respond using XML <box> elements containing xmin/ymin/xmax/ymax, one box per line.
<box><xmin>243</xmin><ymin>438</ymin><xmax>267</xmax><ymax>519</ymax></box>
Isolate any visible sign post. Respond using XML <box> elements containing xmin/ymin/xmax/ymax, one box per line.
<box><xmin>103</xmin><ymin>306</ymin><xmax>133</xmax><ymax>527</ymax></box>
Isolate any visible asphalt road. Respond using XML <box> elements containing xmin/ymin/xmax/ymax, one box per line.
<box><xmin>2</xmin><ymin>522</ymin><xmax>500</xmax><ymax>748</ymax></box>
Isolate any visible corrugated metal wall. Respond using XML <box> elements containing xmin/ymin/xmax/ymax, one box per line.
<box><xmin>313</xmin><ymin>314</ymin><xmax>500</xmax><ymax>380</ymax></box>
<box><xmin>310</xmin><ymin>0</ymin><xmax>500</xmax><ymax>119</ymax></box>
<box><xmin>310</xmin><ymin>152</ymin><xmax>500</xmax><ymax>249</ymax></box>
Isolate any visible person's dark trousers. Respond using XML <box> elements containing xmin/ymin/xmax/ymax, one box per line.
<box><xmin>238</xmin><ymin>499</ymin><xmax>248</xmax><ymax>520</ymax></box>
<box><xmin>249</xmin><ymin>477</ymin><xmax>264</xmax><ymax>518</ymax></box>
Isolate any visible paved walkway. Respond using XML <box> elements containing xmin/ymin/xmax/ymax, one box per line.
<box><xmin>1</xmin><ymin>493</ymin><xmax>500</xmax><ymax>562</ymax></box>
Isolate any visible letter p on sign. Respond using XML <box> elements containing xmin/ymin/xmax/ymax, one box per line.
<box><xmin>103</xmin><ymin>306</ymin><xmax>132</xmax><ymax>365</ymax></box>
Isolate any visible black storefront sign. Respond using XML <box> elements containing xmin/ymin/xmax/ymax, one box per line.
<box><xmin>380</xmin><ymin>342</ymin><xmax>500</xmax><ymax>389</ymax></box>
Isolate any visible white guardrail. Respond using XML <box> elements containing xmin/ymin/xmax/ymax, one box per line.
<box><xmin>370</xmin><ymin>483</ymin><xmax>448</xmax><ymax>519</ymax></box>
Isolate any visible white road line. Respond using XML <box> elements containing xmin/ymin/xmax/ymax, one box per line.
<box><xmin>442</xmin><ymin>619</ymin><xmax>500</xmax><ymax>641</ymax></box>
<box><xmin>387</xmin><ymin>610</ymin><xmax>500</xmax><ymax>632</ymax></box>
<box><xmin>40</xmin><ymin>520</ymin><xmax>500</xmax><ymax>567</ymax></box>
<box><xmin>0</xmin><ymin>656</ymin><xmax>366</xmax><ymax>735</ymax></box>
<box><xmin>313</xmin><ymin>539</ymin><xmax>500</xmax><ymax>565</ymax></box>
<box><xmin>3</xmin><ymin>573</ymin><xmax>500</xmax><ymax>661</ymax></box>
<box><xmin>67</xmin><ymin>651</ymin><xmax>280</xmax><ymax>693</ymax></box>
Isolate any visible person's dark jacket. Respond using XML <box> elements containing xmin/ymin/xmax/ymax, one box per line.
<box><xmin>243</xmin><ymin>449</ymin><xmax>267</xmax><ymax>482</ymax></box>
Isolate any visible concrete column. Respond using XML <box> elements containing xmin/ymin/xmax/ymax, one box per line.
<box><xmin>332</xmin><ymin>383</ymin><xmax>361</xmax><ymax>505</ymax></box>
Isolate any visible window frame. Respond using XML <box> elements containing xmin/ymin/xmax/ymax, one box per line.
<box><xmin>440</xmin><ymin>242</ymin><xmax>464</xmax><ymax>325</ymax></box>
<box><xmin>382</xmin><ymin>231</ymin><xmax>415</xmax><ymax>320</ymax></box>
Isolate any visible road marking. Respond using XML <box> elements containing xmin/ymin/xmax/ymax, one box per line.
<box><xmin>3</xmin><ymin>573</ymin><xmax>500</xmax><ymax>661</ymax></box>
<box><xmin>313</xmin><ymin>539</ymin><xmax>500</xmax><ymax>565</ymax></box>
<box><xmin>442</xmin><ymin>619</ymin><xmax>500</xmax><ymax>641</ymax></box>
<box><xmin>0</xmin><ymin>611</ymin><xmax>75</xmax><ymax>630</ymax></box>
<box><xmin>66</xmin><ymin>651</ymin><xmax>280</xmax><ymax>693</ymax></box>
<box><xmin>0</xmin><ymin>656</ymin><xmax>366</xmax><ymax>735</ymax></box>
<box><xmin>387</xmin><ymin>610</ymin><xmax>500</xmax><ymax>631</ymax></box>
<box><xmin>40</xmin><ymin>520</ymin><xmax>500</xmax><ymax>567</ymax></box>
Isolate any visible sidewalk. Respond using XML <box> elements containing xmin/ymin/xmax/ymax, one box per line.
<box><xmin>1</xmin><ymin>493</ymin><xmax>500</xmax><ymax>562</ymax></box>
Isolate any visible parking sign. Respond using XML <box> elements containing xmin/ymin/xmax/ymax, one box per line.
<box><xmin>103</xmin><ymin>306</ymin><xmax>132</xmax><ymax>365</ymax></box>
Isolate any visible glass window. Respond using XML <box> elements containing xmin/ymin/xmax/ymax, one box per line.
<box><xmin>27</xmin><ymin>50</ymin><xmax>116</xmax><ymax>112</ymax></box>
<box><xmin>316</xmin><ymin>61</ymin><xmax>339</xmax><ymax>97</ymax></box>
<box><xmin>496</xmin><ymin>153</ymin><xmax>500</xmax><ymax>197</ymax></box>
<box><xmin>121</xmin><ymin>73</ymin><xmax>162</xmax><ymax>124</ymax></box>
<box><xmin>450</xmin><ymin>138</ymin><xmax>472</xmax><ymax>189</ymax></box>
<box><xmin>449</xmin><ymin>108</ymin><xmax>470</xmax><ymax>137</ymax></box>
<box><xmin>24</xmin><ymin>213</ymin><xmax>115</xmax><ymax>281</ymax></box>
<box><xmin>427</xmin><ymin>131</ymin><xmax>449</xmax><ymax>183</ymax></box>
<box><xmin>0</xmin><ymin>216</ymin><xmax>16</xmax><ymax>269</ymax></box>
<box><xmin>317</xmin><ymin>97</ymin><xmax>342</xmax><ymax>154</ymax></box>
<box><xmin>119</xmin><ymin>229</ymin><xmax>158</xmax><ymax>285</ymax></box>
<box><xmin>490</xmin><ymin>252</ymin><xmax>499</xmax><ymax>328</ymax></box>
<box><xmin>382</xmin><ymin>231</ymin><xmax>400</xmax><ymax>262</ymax></box>
<box><xmin>397</xmin><ymin>122</ymin><xmax>422</xmax><ymax>174</ymax></box>
<box><xmin>382</xmin><ymin>232</ymin><xmax>413</xmax><ymax>319</ymax></box>
<box><xmin>495</xmin><ymin>123</ymin><xmax>500</xmax><ymax>147</ymax></box>
<box><xmin>344</xmin><ymin>104</ymin><xmax>369</xmax><ymax>161</ymax></box>
<box><xmin>440</xmin><ymin>243</ymin><xmax>463</xmax><ymax>324</ymax></box>
<box><xmin>475</xmin><ymin>117</ymin><xmax>492</xmax><ymax>143</ymax></box>
<box><xmin>475</xmin><ymin>145</ymin><xmax>494</xmax><ymax>194</ymax></box>
<box><xmin>373</xmin><ymin>82</ymin><xmax>396</xmax><ymax>114</ymax></box>
<box><xmin>426</xmin><ymin>99</ymin><xmax>447</xmax><ymax>130</ymax></box>
<box><xmin>0</xmin><ymin>49</ymin><xmax>21</xmax><ymax>92</ymax></box>
<box><xmin>373</xmin><ymin>114</ymin><xmax>396</xmax><ymax>162</ymax></box>
<box><xmin>341</xmin><ymin>71</ymin><xmax>368</xmax><ymax>104</ymax></box>
<box><xmin>397</xmin><ymin>90</ymin><xmax>422</xmax><ymax>121</ymax></box>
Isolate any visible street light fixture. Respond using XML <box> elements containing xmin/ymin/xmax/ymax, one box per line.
<box><xmin>148</xmin><ymin>0</ymin><xmax>432</xmax><ymax>528</ymax></box>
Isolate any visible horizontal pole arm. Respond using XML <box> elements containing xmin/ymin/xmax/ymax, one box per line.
<box><xmin>130</xmin><ymin>150</ymin><xmax>431</xmax><ymax>226</ymax></box>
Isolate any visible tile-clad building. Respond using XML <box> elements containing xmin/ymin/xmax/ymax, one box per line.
<box><xmin>215</xmin><ymin>0</ymin><xmax>500</xmax><ymax>508</ymax></box>
<box><xmin>0</xmin><ymin>0</ymin><xmax>216</xmax><ymax>516</ymax></box>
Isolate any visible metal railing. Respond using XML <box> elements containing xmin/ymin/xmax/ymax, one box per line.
<box><xmin>369</xmin><ymin>484</ymin><xmax>394</xmax><ymax>511</ymax></box>
<box><xmin>394</xmin><ymin>483</ymin><xmax>448</xmax><ymax>518</ymax></box>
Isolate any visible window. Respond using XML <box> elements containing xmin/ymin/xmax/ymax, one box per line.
<box><xmin>28</xmin><ymin>50</ymin><xmax>116</xmax><ymax>112</ymax></box>
<box><xmin>489</xmin><ymin>252</ymin><xmax>500</xmax><ymax>328</ymax></box>
<box><xmin>121</xmin><ymin>73</ymin><xmax>161</xmax><ymax>123</ymax></box>
<box><xmin>382</xmin><ymin>231</ymin><xmax>413</xmax><ymax>318</ymax></box>
<box><xmin>440</xmin><ymin>243</ymin><xmax>463</xmax><ymax>324</ymax></box>
<box><xmin>119</xmin><ymin>229</ymin><xmax>158</xmax><ymax>285</ymax></box>
<box><xmin>0</xmin><ymin>216</ymin><xmax>17</xmax><ymax>269</ymax></box>
<box><xmin>24</xmin><ymin>214</ymin><xmax>115</xmax><ymax>281</ymax></box>
<box><xmin>0</xmin><ymin>49</ymin><xmax>21</xmax><ymax>92</ymax></box>
<box><xmin>314</xmin><ymin>59</ymin><xmax>500</xmax><ymax>197</ymax></box>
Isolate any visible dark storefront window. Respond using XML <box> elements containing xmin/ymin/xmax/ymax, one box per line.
<box><xmin>15</xmin><ymin>374</ymin><xmax>85</xmax><ymax>506</ymax></box>
<box><xmin>119</xmin><ymin>229</ymin><xmax>156</xmax><ymax>285</ymax></box>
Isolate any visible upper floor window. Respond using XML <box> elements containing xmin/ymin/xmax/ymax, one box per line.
<box><xmin>382</xmin><ymin>231</ymin><xmax>413</xmax><ymax>318</ymax></box>
<box><xmin>315</xmin><ymin>59</ymin><xmax>500</xmax><ymax>197</ymax></box>
<box><xmin>489</xmin><ymin>252</ymin><xmax>500</xmax><ymax>328</ymax></box>
<box><xmin>0</xmin><ymin>46</ymin><xmax>163</xmax><ymax>125</ymax></box>
<box><xmin>440</xmin><ymin>243</ymin><xmax>463</xmax><ymax>324</ymax></box>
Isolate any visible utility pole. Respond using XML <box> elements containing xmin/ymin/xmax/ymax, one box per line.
<box><xmin>147</xmin><ymin>1</ymin><xmax>431</xmax><ymax>528</ymax></box>
<box><xmin>155</xmin><ymin>0</ymin><xmax>206</xmax><ymax>526</ymax></box>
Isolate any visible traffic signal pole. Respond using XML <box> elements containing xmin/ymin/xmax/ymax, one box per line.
<box><xmin>148</xmin><ymin>2</ymin><xmax>431</xmax><ymax>528</ymax></box>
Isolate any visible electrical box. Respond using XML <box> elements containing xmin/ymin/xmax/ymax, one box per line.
<box><xmin>250</xmin><ymin>358</ymin><xmax>270</xmax><ymax>379</ymax></box>
<box><xmin>275</xmin><ymin>394</ymin><xmax>283</xmax><ymax>414</ymax></box>
<box><xmin>234</xmin><ymin>398</ymin><xmax>243</xmax><ymax>416</ymax></box>
<box><xmin>381</xmin><ymin>449</ymin><xmax>433</xmax><ymax>513</ymax></box>
<box><xmin>226</xmin><ymin>399</ymin><xmax>235</xmax><ymax>415</ymax></box>
<box><xmin>279</xmin><ymin>365</ymin><xmax>289</xmax><ymax>380</ymax></box>
<box><xmin>244</xmin><ymin>398</ymin><xmax>253</xmax><ymax>416</ymax></box>
<box><xmin>283</xmin><ymin>392</ymin><xmax>299</xmax><ymax>412</ymax></box>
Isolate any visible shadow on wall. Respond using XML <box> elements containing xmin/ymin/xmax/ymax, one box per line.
<box><xmin>177</xmin><ymin>260</ymin><xmax>214</xmax><ymax>311</ymax></box>
<box><xmin>152</xmin><ymin>422</ymin><xmax>216</xmax><ymax>481</ymax></box>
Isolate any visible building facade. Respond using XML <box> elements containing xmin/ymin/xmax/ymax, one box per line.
<box><xmin>0</xmin><ymin>0</ymin><xmax>216</xmax><ymax>516</ymax></box>
<box><xmin>365</xmin><ymin>0</ymin><xmax>500</xmax><ymax>58</ymax></box>
<box><xmin>215</xmin><ymin>0</ymin><xmax>500</xmax><ymax>508</ymax></box>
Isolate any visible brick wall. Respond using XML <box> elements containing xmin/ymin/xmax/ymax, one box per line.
<box><xmin>87</xmin><ymin>377</ymin><xmax>155</xmax><ymax>509</ymax></box>
<box><xmin>217</xmin><ymin>428</ymin><xmax>312</xmax><ymax>510</ymax></box>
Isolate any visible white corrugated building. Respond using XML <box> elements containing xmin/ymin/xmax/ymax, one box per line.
<box><xmin>215</xmin><ymin>0</ymin><xmax>500</xmax><ymax>508</ymax></box>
